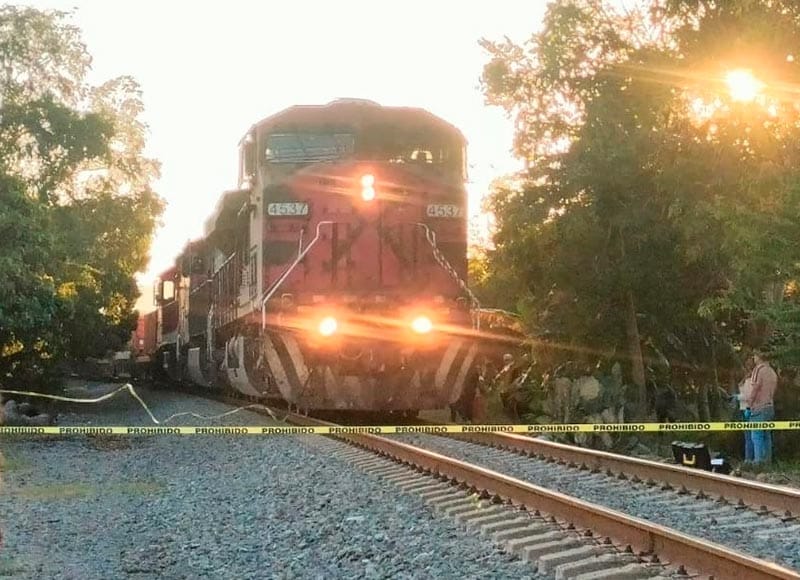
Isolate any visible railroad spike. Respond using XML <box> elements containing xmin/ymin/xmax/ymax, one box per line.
<box><xmin>631</xmin><ymin>475</ymin><xmax>642</xmax><ymax>483</ymax></box>
<box><xmin>602</xmin><ymin>536</ymin><xmax>612</xmax><ymax>545</ymax></box>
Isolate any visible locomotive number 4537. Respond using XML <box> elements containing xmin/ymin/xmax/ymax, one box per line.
<box><xmin>426</xmin><ymin>204</ymin><xmax>464</xmax><ymax>218</ymax></box>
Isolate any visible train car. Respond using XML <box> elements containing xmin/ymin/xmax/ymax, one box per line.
<box><xmin>136</xmin><ymin>310</ymin><xmax>159</xmax><ymax>357</ymax></box>
<box><xmin>131</xmin><ymin>310</ymin><xmax>158</xmax><ymax>378</ymax></box>
<box><xmin>152</xmin><ymin>99</ymin><xmax>481</xmax><ymax>414</ymax></box>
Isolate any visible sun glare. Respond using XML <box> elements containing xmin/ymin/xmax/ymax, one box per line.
<box><xmin>725</xmin><ymin>69</ymin><xmax>764</xmax><ymax>103</ymax></box>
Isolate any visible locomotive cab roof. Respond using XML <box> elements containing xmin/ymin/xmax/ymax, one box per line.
<box><xmin>241</xmin><ymin>99</ymin><xmax>466</xmax><ymax>145</ymax></box>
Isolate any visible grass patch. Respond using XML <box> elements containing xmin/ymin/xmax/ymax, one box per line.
<box><xmin>0</xmin><ymin>556</ymin><xmax>27</xmax><ymax>577</ymax></box>
<box><xmin>743</xmin><ymin>459</ymin><xmax>800</xmax><ymax>474</ymax></box>
<box><xmin>732</xmin><ymin>459</ymin><xmax>800</xmax><ymax>488</ymax></box>
<box><xmin>0</xmin><ymin>454</ymin><xmax>30</xmax><ymax>472</ymax></box>
<box><xmin>6</xmin><ymin>479</ymin><xmax>165</xmax><ymax>500</ymax></box>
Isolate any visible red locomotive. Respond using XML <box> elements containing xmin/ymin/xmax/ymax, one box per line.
<box><xmin>150</xmin><ymin>99</ymin><xmax>481</xmax><ymax>414</ymax></box>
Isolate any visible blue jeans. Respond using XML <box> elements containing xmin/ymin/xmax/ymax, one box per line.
<box><xmin>749</xmin><ymin>405</ymin><xmax>775</xmax><ymax>464</ymax></box>
<box><xmin>743</xmin><ymin>414</ymin><xmax>754</xmax><ymax>462</ymax></box>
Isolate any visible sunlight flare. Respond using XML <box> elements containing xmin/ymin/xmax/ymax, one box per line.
<box><xmin>725</xmin><ymin>69</ymin><xmax>764</xmax><ymax>103</ymax></box>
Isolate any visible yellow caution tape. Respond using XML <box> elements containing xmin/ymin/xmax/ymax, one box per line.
<box><xmin>1</xmin><ymin>384</ymin><xmax>796</xmax><ymax>435</ymax></box>
<box><xmin>0</xmin><ymin>384</ymin><xmax>280</xmax><ymax>425</ymax></box>
<box><xmin>1</xmin><ymin>421</ymin><xmax>799</xmax><ymax>436</ymax></box>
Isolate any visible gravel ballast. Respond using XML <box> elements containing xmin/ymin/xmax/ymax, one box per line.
<box><xmin>0</xmin><ymin>384</ymin><xmax>538</xmax><ymax>579</ymax></box>
<box><xmin>392</xmin><ymin>433</ymin><xmax>800</xmax><ymax>572</ymax></box>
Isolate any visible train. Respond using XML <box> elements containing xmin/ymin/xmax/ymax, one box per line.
<box><xmin>142</xmin><ymin>99</ymin><xmax>493</xmax><ymax>415</ymax></box>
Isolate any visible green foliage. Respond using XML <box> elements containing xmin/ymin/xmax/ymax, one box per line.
<box><xmin>0</xmin><ymin>6</ymin><xmax>164</xmax><ymax>385</ymax></box>
<box><xmin>479</xmin><ymin>0</ymin><xmax>800</xmax><ymax>422</ymax></box>
<box><xmin>0</xmin><ymin>184</ymin><xmax>57</xmax><ymax>358</ymax></box>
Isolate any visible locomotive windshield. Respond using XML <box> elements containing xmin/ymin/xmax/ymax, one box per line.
<box><xmin>359</xmin><ymin>126</ymin><xmax>465</xmax><ymax>177</ymax></box>
<box><xmin>265</xmin><ymin>133</ymin><xmax>355</xmax><ymax>163</ymax></box>
<box><xmin>262</xmin><ymin>125</ymin><xmax>465</xmax><ymax>178</ymax></box>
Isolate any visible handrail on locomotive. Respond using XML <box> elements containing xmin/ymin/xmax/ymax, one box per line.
<box><xmin>260</xmin><ymin>220</ymin><xmax>333</xmax><ymax>331</ymax></box>
<box><xmin>257</xmin><ymin>220</ymin><xmax>481</xmax><ymax>332</ymax></box>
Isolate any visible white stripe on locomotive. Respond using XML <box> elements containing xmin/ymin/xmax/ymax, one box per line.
<box><xmin>262</xmin><ymin>335</ymin><xmax>293</xmax><ymax>400</ymax></box>
<box><xmin>435</xmin><ymin>339</ymin><xmax>464</xmax><ymax>390</ymax></box>
<box><xmin>450</xmin><ymin>342</ymin><xmax>478</xmax><ymax>404</ymax></box>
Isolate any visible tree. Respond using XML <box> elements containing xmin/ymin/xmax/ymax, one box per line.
<box><xmin>480</xmin><ymin>0</ymin><xmax>800</xmax><ymax>418</ymax></box>
<box><xmin>0</xmin><ymin>6</ymin><xmax>164</xmax><ymax>384</ymax></box>
<box><xmin>0</xmin><ymin>182</ymin><xmax>57</xmax><ymax>377</ymax></box>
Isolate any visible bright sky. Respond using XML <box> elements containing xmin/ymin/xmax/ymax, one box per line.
<box><xmin>24</xmin><ymin>0</ymin><xmax>548</xmax><ymax>312</ymax></box>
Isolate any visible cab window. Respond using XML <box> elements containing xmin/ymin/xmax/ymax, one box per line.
<box><xmin>264</xmin><ymin>133</ymin><xmax>355</xmax><ymax>163</ymax></box>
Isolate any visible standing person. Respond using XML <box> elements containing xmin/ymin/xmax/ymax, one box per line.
<box><xmin>745</xmin><ymin>350</ymin><xmax>778</xmax><ymax>464</ymax></box>
<box><xmin>450</xmin><ymin>363</ymin><xmax>480</xmax><ymax>423</ymax></box>
<box><xmin>471</xmin><ymin>371</ymin><xmax>489</xmax><ymax>424</ymax></box>
<box><xmin>737</xmin><ymin>373</ymin><xmax>754</xmax><ymax>463</ymax></box>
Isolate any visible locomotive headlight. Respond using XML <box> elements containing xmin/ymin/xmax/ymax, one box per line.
<box><xmin>411</xmin><ymin>316</ymin><xmax>433</xmax><ymax>334</ymax></box>
<box><xmin>360</xmin><ymin>173</ymin><xmax>376</xmax><ymax>201</ymax></box>
<box><xmin>318</xmin><ymin>316</ymin><xmax>338</xmax><ymax>337</ymax></box>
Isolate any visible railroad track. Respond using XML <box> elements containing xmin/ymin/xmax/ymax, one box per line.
<box><xmin>451</xmin><ymin>430</ymin><xmax>800</xmax><ymax>517</ymax></box>
<box><xmin>163</xmin><ymin>384</ymin><xmax>799</xmax><ymax>577</ymax></box>
<box><xmin>276</xmin><ymin>412</ymin><xmax>798</xmax><ymax>579</ymax></box>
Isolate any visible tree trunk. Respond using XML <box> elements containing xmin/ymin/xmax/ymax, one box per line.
<box><xmin>699</xmin><ymin>382</ymin><xmax>710</xmax><ymax>422</ymax></box>
<box><xmin>624</xmin><ymin>289</ymin><xmax>647</xmax><ymax>417</ymax></box>
<box><xmin>709</xmin><ymin>340</ymin><xmax>722</xmax><ymax>420</ymax></box>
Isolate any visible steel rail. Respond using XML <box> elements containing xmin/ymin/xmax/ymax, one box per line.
<box><xmin>452</xmin><ymin>431</ymin><xmax>800</xmax><ymax>516</ymax></box>
<box><xmin>286</xmin><ymin>412</ymin><xmax>799</xmax><ymax>580</ymax></box>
